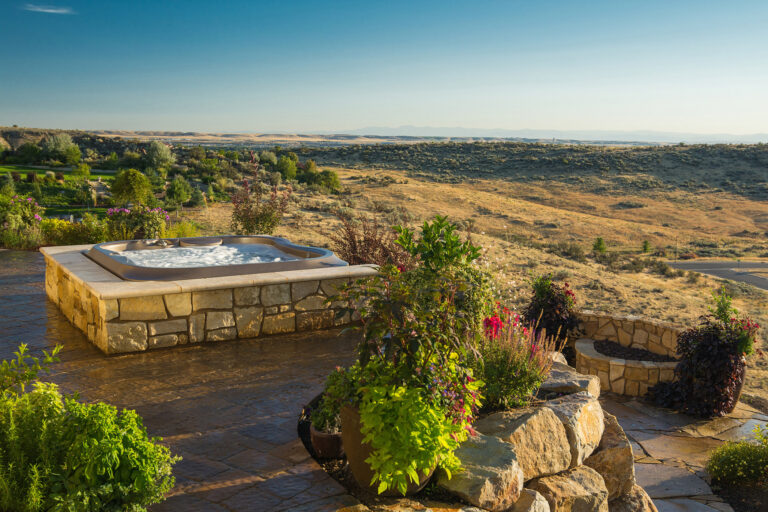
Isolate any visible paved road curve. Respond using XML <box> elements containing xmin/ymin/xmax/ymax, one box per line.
<box><xmin>670</xmin><ymin>260</ymin><xmax>768</xmax><ymax>291</ymax></box>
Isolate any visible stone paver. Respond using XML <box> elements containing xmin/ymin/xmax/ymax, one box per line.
<box><xmin>0</xmin><ymin>250</ymin><xmax>364</xmax><ymax>512</ymax></box>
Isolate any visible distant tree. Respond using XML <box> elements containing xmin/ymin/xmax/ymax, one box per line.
<box><xmin>642</xmin><ymin>240</ymin><xmax>651</xmax><ymax>253</ymax></box>
<box><xmin>42</xmin><ymin>133</ymin><xmax>78</xmax><ymax>162</ymax></box>
<box><xmin>206</xmin><ymin>183</ymin><xmax>215</xmax><ymax>201</ymax></box>
<box><xmin>103</xmin><ymin>152</ymin><xmax>119</xmax><ymax>169</ymax></box>
<box><xmin>64</xmin><ymin>144</ymin><xmax>81</xmax><ymax>165</ymax></box>
<box><xmin>320</xmin><ymin>170</ymin><xmax>342</xmax><ymax>193</ymax></box>
<box><xmin>17</xmin><ymin>143</ymin><xmax>41</xmax><ymax>164</ymax></box>
<box><xmin>72</xmin><ymin>162</ymin><xmax>91</xmax><ymax>180</ymax></box>
<box><xmin>593</xmin><ymin>237</ymin><xmax>607</xmax><ymax>254</ymax></box>
<box><xmin>120</xmin><ymin>150</ymin><xmax>143</xmax><ymax>169</ymax></box>
<box><xmin>166</xmin><ymin>175</ymin><xmax>192</xmax><ymax>211</ymax></box>
<box><xmin>111</xmin><ymin>168</ymin><xmax>153</xmax><ymax>205</ymax></box>
<box><xmin>143</xmin><ymin>167</ymin><xmax>167</xmax><ymax>190</ymax></box>
<box><xmin>190</xmin><ymin>187</ymin><xmax>206</xmax><ymax>208</ymax></box>
<box><xmin>0</xmin><ymin>173</ymin><xmax>15</xmax><ymax>196</ymax></box>
<box><xmin>259</xmin><ymin>151</ymin><xmax>277</xmax><ymax>167</ymax></box>
<box><xmin>189</xmin><ymin>146</ymin><xmax>206</xmax><ymax>160</ymax></box>
<box><xmin>146</xmin><ymin>141</ymin><xmax>176</xmax><ymax>169</ymax></box>
<box><xmin>285</xmin><ymin>151</ymin><xmax>299</xmax><ymax>163</ymax></box>
<box><xmin>275</xmin><ymin>156</ymin><xmax>297</xmax><ymax>180</ymax></box>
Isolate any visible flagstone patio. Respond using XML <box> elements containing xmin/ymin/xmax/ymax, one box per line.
<box><xmin>1</xmin><ymin>249</ymin><xmax>766</xmax><ymax>512</ymax></box>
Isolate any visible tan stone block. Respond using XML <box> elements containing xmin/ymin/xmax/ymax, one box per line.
<box><xmin>320</xmin><ymin>278</ymin><xmax>348</xmax><ymax>297</ymax></box>
<box><xmin>647</xmin><ymin>342</ymin><xmax>666</xmax><ymax>355</ymax></box>
<box><xmin>648</xmin><ymin>368</ymin><xmax>660</xmax><ymax>385</ymax></box>
<box><xmin>595</xmin><ymin>322</ymin><xmax>617</xmax><ymax>341</ymax></box>
<box><xmin>582</xmin><ymin>321</ymin><xmax>599</xmax><ymax>337</ymax></box>
<box><xmin>206</xmin><ymin>311</ymin><xmax>235</xmax><ymax>330</ymax></box>
<box><xmin>292</xmin><ymin>280</ymin><xmax>319</xmax><ymax>301</ymax></box>
<box><xmin>262</xmin><ymin>312</ymin><xmax>296</xmax><ymax>334</ymax></box>
<box><xmin>632</xmin><ymin>329</ymin><xmax>649</xmax><ymax>346</ymax></box>
<box><xmin>74</xmin><ymin>310</ymin><xmax>87</xmax><ymax>332</ymax></box>
<box><xmin>297</xmin><ymin>310</ymin><xmax>335</xmax><ymax>331</ymax></box>
<box><xmin>164</xmin><ymin>293</ymin><xmax>192</xmax><ymax>316</ymax></box>
<box><xmin>193</xmin><ymin>290</ymin><xmax>232</xmax><ymax>310</ymax></box>
<box><xmin>609</xmin><ymin>362</ymin><xmax>624</xmax><ymax>381</ymax></box>
<box><xmin>545</xmin><ymin>392</ymin><xmax>605</xmax><ymax>466</ymax></box>
<box><xmin>107</xmin><ymin>322</ymin><xmax>148</xmax><ymax>353</ymax></box>
<box><xmin>649</xmin><ymin>333</ymin><xmax>661</xmax><ymax>345</ymax></box>
<box><xmin>148</xmin><ymin>318</ymin><xmax>187</xmax><ymax>336</ymax></box>
<box><xmin>625</xmin><ymin>367</ymin><xmax>648</xmax><ymax>381</ymax></box>
<box><xmin>235</xmin><ymin>306</ymin><xmax>264</xmax><ymax>338</ymax></box>
<box><xmin>625</xmin><ymin>381</ymin><xmax>639</xmax><ymax>396</ymax></box>
<box><xmin>597</xmin><ymin>370</ymin><xmax>610</xmax><ymax>391</ymax></box>
<box><xmin>621</xmin><ymin>320</ymin><xmax>635</xmax><ymax>334</ymax></box>
<box><xmin>594</xmin><ymin>358</ymin><xmax>610</xmax><ymax>372</ymax></box>
<box><xmin>120</xmin><ymin>296</ymin><xmax>167</xmax><ymax>321</ymax></box>
<box><xmin>638</xmin><ymin>383</ymin><xmax>649</xmax><ymax>396</ymax></box>
<box><xmin>189</xmin><ymin>313</ymin><xmax>205</xmax><ymax>343</ymax></box>
<box><xmin>100</xmin><ymin>299</ymin><xmax>119</xmax><ymax>321</ymax></box>
<box><xmin>261</xmin><ymin>284</ymin><xmax>291</xmax><ymax>306</ymax></box>
<box><xmin>206</xmin><ymin>327</ymin><xmax>237</xmax><ymax>342</ymax></box>
<box><xmin>611</xmin><ymin>378</ymin><xmax>626</xmax><ymax>394</ymax></box>
<box><xmin>233</xmin><ymin>286</ymin><xmax>260</xmax><ymax>306</ymax></box>
<box><xmin>265</xmin><ymin>306</ymin><xmax>278</xmax><ymax>315</ymax></box>
<box><xmin>148</xmin><ymin>334</ymin><xmax>179</xmax><ymax>348</ymax></box>
<box><xmin>598</xmin><ymin>316</ymin><xmax>611</xmax><ymax>328</ymax></box>
<box><xmin>178</xmin><ymin>334</ymin><xmax>189</xmax><ymax>344</ymax></box>
<box><xmin>294</xmin><ymin>295</ymin><xmax>327</xmax><ymax>311</ymax></box>
<box><xmin>660</xmin><ymin>368</ymin><xmax>675</xmax><ymax>382</ymax></box>
<box><xmin>617</xmin><ymin>329</ymin><xmax>632</xmax><ymax>347</ymax></box>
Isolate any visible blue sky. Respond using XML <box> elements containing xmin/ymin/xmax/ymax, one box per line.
<box><xmin>1</xmin><ymin>0</ymin><xmax>767</xmax><ymax>134</ymax></box>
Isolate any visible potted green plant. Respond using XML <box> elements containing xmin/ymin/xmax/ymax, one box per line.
<box><xmin>309</xmin><ymin>366</ymin><xmax>357</xmax><ymax>459</ymax></box>
<box><xmin>331</xmin><ymin>217</ymin><xmax>490</xmax><ymax>496</ymax></box>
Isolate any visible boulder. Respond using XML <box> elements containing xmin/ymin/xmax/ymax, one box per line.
<box><xmin>584</xmin><ymin>413</ymin><xmax>635</xmax><ymax>500</ymax></box>
<box><xmin>608</xmin><ymin>484</ymin><xmax>657</xmax><ymax>512</ymax></box>
<box><xmin>528</xmin><ymin>466</ymin><xmax>609</xmax><ymax>512</ymax></box>
<box><xmin>513</xmin><ymin>489</ymin><xmax>551</xmax><ymax>512</ymax></box>
<box><xmin>436</xmin><ymin>433</ymin><xmax>524</xmax><ymax>512</ymax></box>
<box><xmin>548</xmin><ymin>352</ymin><xmax>569</xmax><ymax>365</ymax></box>
<box><xmin>545</xmin><ymin>392</ymin><xmax>605</xmax><ymax>466</ymax></box>
<box><xmin>474</xmin><ymin>407</ymin><xmax>571</xmax><ymax>481</ymax></box>
<box><xmin>540</xmin><ymin>362</ymin><xmax>601</xmax><ymax>398</ymax></box>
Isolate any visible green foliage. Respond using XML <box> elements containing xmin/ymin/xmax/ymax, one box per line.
<box><xmin>0</xmin><ymin>382</ymin><xmax>179</xmax><ymax>511</ymax></box>
<box><xmin>230</xmin><ymin>179</ymin><xmax>290</xmax><ymax>235</ymax></box>
<box><xmin>40</xmin><ymin>214</ymin><xmax>108</xmax><ymax>246</ymax></box>
<box><xmin>166</xmin><ymin>175</ymin><xmax>192</xmax><ymax>207</ymax></box>
<box><xmin>42</xmin><ymin>134</ymin><xmax>79</xmax><ymax>164</ymax></box>
<box><xmin>189</xmin><ymin>187</ymin><xmax>206</xmax><ymax>207</ymax></box>
<box><xmin>709</xmin><ymin>286</ymin><xmax>738</xmax><ymax>325</ymax></box>
<box><xmin>259</xmin><ymin>150</ymin><xmax>277</xmax><ymax>167</ymax></box>
<box><xmin>0</xmin><ymin>195</ymin><xmax>45</xmax><ymax>249</ymax></box>
<box><xmin>146</xmin><ymin>141</ymin><xmax>176</xmax><ymax>169</ymax></box>
<box><xmin>107</xmin><ymin>205</ymin><xmax>168</xmax><ymax>240</ymax></box>
<box><xmin>165</xmin><ymin>220</ymin><xmax>200</xmax><ymax>238</ymax></box>
<box><xmin>17</xmin><ymin>143</ymin><xmax>41</xmax><ymax>165</ymax></box>
<box><xmin>111</xmin><ymin>169</ymin><xmax>153</xmax><ymax>206</ymax></box>
<box><xmin>394</xmin><ymin>215</ymin><xmax>480</xmax><ymax>272</ymax></box>
<box><xmin>522</xmin><ymin>273</ymin><xmax>578</xmax><ymax>341</ymax></box>
<box><xmin>311</xmin><ymin>365</ymin><xmax>359</xmax><ymax>433</ymax></box>
<box><xmin>275</xmin><ymin>156</ymin><xmax>297</xmax><ymax>180</ymax></box>
<box><xmin>356</xmin><ymin>355</ymin><xmax>480</xmax><ymax>495</ymax></box>
<box><xmin>592</xmin><ymin>237</ymin><xmax>607</xmax><ymax>253</ymax></box>
<box><xmin>0</xmin><ymin>344</ymin><xmax>61</xmax><ymax>396</ymax></box>
<box><xmin>707</xmin><ymin>424</ymin><xmax>768</xmax><ymax>486</ymax></box>
<box><xmin>642</xmin><ymin>240</ymin><xmax>651</xmax><ymax>253</ymax></box>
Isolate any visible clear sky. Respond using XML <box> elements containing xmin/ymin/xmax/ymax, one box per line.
<box><xmin>1</xmin><ymin>0</ymin><xmax>767</xmax><ymax>135</ymax></box>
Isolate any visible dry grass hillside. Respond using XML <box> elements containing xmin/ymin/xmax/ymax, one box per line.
<box><xmin>183</xmin><ymin>165</ymin><xmax>768</xmax><ymax>404</ymax></box>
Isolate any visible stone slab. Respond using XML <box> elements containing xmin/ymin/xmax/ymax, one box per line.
<box><xmin>654</xmin><ymin>498</ymin><xmax>723</xmax><ymax>512</ymax></box>
<box><xmin>628</xmin><ymin>431</ymin><xmax>722</xmax><ymax>468</ymax></box>
<box><xmin>634</xmin><ymin>463</ymin><xmax>712</xmax><ymax>499</ymax></box>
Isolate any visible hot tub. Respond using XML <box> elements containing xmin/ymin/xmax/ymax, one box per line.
<box><xmin>86</xmin><ymin>235</ymin><xmax>347</xmax><ymax>281</ymax></box>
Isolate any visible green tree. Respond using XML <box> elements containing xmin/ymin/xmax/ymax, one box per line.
<box><xmin>259</xmin><ymin>150</ymin><xmax>277</xmax><ymax>167</ymax></box>
<box><xmin>593</xmin><ymin>237</ymin><xmax>607</xmax><ymax>254</ymax></box>
<box><xmin>189</xmin><ymin>146</ymin><xmax>206</xmax><ymax>160</ymax></box>
<box><xmin>190</xmin><ymin>187</ymin><xmax>206</xmax><ymax>208</ymax></box>
<box><xmin>111</xmin><ymin>169</ymin><xmax>153</xmax><ymax>206</ymax></box>
<box><xmin>42</xmin><ymin>133</ymin><xmax>80</xmax><ymax>164</ymax></box>
<box><xmin>17</xmin><ymin>143</ymin><xmax>41</xmax><ymax>164</ymax></box>
<box><xmin>642</xmin><ymin>240</ymin><xmax>651</xmax><ymax>253</ymax></box>
<box><xmin>275</xmin><ymin>155</ymin><xmax>297</xmax><ymax>180</ymax></box>
<box><xmin>72</xmin><ymin>162</ymin><xmax>91</xmax><ymax>180</ymax></box>
<box><xmin>64</xmin><ymin>144</ymin><xmax>81</xmax><ymax>165</ymax></box>
<box><xmin>166</xmin><ymin>175</ymin><xmax>192</xmax><ymax>211</ymax></box>
<box><xmin>146</xmin><ymin>141</ymin><xmax>176</xmax><ymax>169</ymax></box>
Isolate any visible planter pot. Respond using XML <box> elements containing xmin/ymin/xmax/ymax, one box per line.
<box><xmin>340</xmin><ymin>405</ymin><xmax>435</xmax><ymax>496</ymax></box>
<box><xmin>310</xmin><ymin>424</ymin><xmax>344</xmax><ymax>459</ymax></box>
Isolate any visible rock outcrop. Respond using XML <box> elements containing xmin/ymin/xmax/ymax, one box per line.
<box><xmin>584</xmin><ymin>413</ymin><xmax>635</xmax><ymax>499</ymax></box>
<box><xmin>528</xmin><ymin>466</ymin><xmax>609</xmax><ymax>512</ymax></box>
<box><xmin>545</xmin><ymin>392</ymin><xmax>605</xmax><ymax>466</ymax></box>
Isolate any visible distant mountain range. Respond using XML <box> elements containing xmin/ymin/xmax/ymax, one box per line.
<box><xmin>334</xmin><ymin>126</ymin><xmax>768</xmax><ymax>144</ymax></box>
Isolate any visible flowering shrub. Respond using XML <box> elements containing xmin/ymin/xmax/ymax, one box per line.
<box><xmin>649</xmin><ymin>288</ymin><xmax>761</xmax><ymax>417</ymax></box>
<box><xmin>40</xmin><ymin>214</ymin><xmax>108</xmax><ymax>246</ymax></box>
<box><xmin>522</xmin><ymin>273</ymin><xmax>578</xmax><ymax>342</ymax></box>
<box><xmin>230</xmin><ymin>178</ymin><xmax>290</xmax><ymax>235</ymax></box>
<box><xmin>0</xmin><ymin>195</ymin><xmax>45</xmax><ymax>249</ymax></box>
<box><xmin>107</xmin><ymin>205</ymin><xmax>169</xmax><ymax>240</ymax></box>
<box><xmin>472</xmin><ymin>304</ymin><xmax>559</xmax><ymax>411</ymax></box>
<box><xmin>707</xmin><ymin>423</ymin><xmax>768</xmax><ymax>487</ymax></box>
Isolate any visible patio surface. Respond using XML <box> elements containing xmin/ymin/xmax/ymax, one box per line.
<box><xmin>2</xmin><ymin>249</ymin><xmax>767</xmax><ymax>512</ymax></box>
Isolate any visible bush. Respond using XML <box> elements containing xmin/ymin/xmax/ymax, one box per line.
<box><xmin>648</xmin><ymin>288</ymin><xmax>759</xmax><ymax>417</ymax></box>
<box><xmin>111</xmin><ymin>168</ymin><xmax>153</xmax><ymax>206</ymax></box>
<box><xmin>522</xmin><ymin>274</ymin><xmax>578</xmax><ymax>341</ymax></box>
<box><xmin>0</xmin><ymin>195</ymin><xmax>44</xmax><ymax>249</ymax></box>
<box><xmin>166</xmin><ymin>220</ymin><xmax>200</xmax><ymax>238</ymax></box>
<box><xmin>41</xmin><ymin>214</ymin><xmax>108</xmax><ymax>246</ymax></box>
<box><xmin>707</xmin><ymin>424</ymin><xmax>768</xmax><ymax>487</ymax></box>
<box><xmin>471</xmin><ymin>306</ymin><xmax>558</xmax><ymax>411</ymax></box>
<box><xmin>329</xmin><ymin>213</ymin><xmax>414</xmax><ymax>269</ymax></box>
<box><xmin>107</xmin><ymin>206</ymin><xmax>169</xmax><ymax>240</ymax></box>
<box><xmin>548</xmin><ymin>241</ymin><xmax>586</xmax><ymax>262</ymax></box>
<box><xmin>310</xmin><ymin>365</ymin><xmax>358</xmax><ymax>434</ymax></box>
<box><xmin>230</xmin><ymin>179</ymin><xmax>291</xmax><ymax>235</ymax></box>
<box><xmin>592</xmin><ymin>237</ymin><xmax>607</xmax><ymax>253</ymax></box>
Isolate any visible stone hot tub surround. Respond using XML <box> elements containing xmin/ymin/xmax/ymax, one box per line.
<box><xmin>577</xmin><ymin>310</ymin><xmax>682</xmax><ymax>358</ymax></box>
<box><xmin>42</xmin><ymin>244</ymin><xmax>377</xmax><ymax>354</ymax></box>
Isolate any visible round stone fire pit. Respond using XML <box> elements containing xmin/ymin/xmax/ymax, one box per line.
<box><xmin>574</xmin><ymin>311</ymin><xmax>681</xmax><ymax>397</ymax></box>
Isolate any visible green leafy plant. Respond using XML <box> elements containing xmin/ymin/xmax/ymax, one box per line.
<box><xmin>592</xmin><ymin>237</ymin><xmax>607</xmax><ymax>254</ymax></box>
<box><xmin>230</xmin><ymin>178</ymin><xmax>291</xmax><ymax>235</ymax></box>
<box><xmin>707</xmin><ymin>423</ymin><xmax>768</xmax><ymax>487</ymax></box>
<box><xmin>111</xmin><ymin>168</ymin><xmax>153</xmax><ymax>206</ymax></box>
<box><xmin>394</xmin><ymin>215</ymin><xmax>480</xmax><ymax>272</ymax></box>
<box><xmin>311</xmin><ymin>365</ymin><xmax>359</xmax><ymax>433</ymax></box>
<box><xmin>107</xmin><ymin>206</ymin><xmax>169</xmax><ymax>240</ymax></box>
<box><xmin>0</xmin><ymin>343</ymin><xmax>61</xmax><ymax>395</ymax></box>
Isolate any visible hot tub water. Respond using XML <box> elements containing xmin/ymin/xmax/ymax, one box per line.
<box><xmin>113</xmin><ymin>244</ymin><xmax>299</xmax><ymax>268</ymax></box>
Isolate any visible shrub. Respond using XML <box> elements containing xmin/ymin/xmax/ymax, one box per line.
<box><xmin>548</xmin><ymin>241</ymin><xmax>586</xmax><ymax>262</ymax></box>
<box><xmin>522</xmin><ymin>274</ymin><xmax>578</xmax><ymax>341</ymax></box>
<box><xmin>166</xmin><ymin>220</ymin><xmax>200</xmax><ymax>238</ymax></box>
<box><xmin>189</xmin><ymin>187</ymin><xmax>206</xmax><ymax>207</ymax></box>
<box><xmin>230</xmin><ymin>179</ymin><xmax>291</xmax><ymax>235</ymax></box>
<box><xmin>329</xmin><ymin>213</ymin><xmax>414</xmax><ymax>268</ymax></box>
<box><xmin>111</xmin><ymin>168</ymin><xmax>153</xmax><ymax>206</ymax></box>
<box><xmin>471</xmin><ymin>305</ymin><xmax>558</xmax><ymax>411</ymax></box>
<box><xmin>310</xmin><ymin>365</ymin><xmax>358</xmax><ymax>434</ymax></box>
<box><xmin>275</xmin><ymin>155</ymin><xmax>297</xmax><ymax>180</ymax></box>
<box><xmin>707</xmin><ymin>424</ymin><xmax>768</xmax><ymax>487</ymax></box>
<box><xmin>648</xmin><ymin>288</ymin><xmax>760</xmax><ymax>417</ymax></box>
<box><xmin>0</xmin><ymin>174</ymin><xmax>15</xmax><ymax>196</ymax></box>
<box><xmin>592</xmin><ymin>237</ymin><xmax>607</xmax><ymax>253</ymax></box>
<box><xmin>107</xmin><ymin>206</ymin><xmax>169</xmax><ymax>240</ymax></box>
<box><xmin>394</xmin><ymin>215</ymin><xmax>480</xmax><ymax>272</ymax></box>
<box><xmin>41</xmin><ymin>214</ymin><xmax>107</xmax><ymax>246</ymax></box>
<box><xmin>642</xmin><ymin>240</ymin><xmax>651</xmax><ymax>253</ymax></box>
<box><xmin>0</xmin><ymin>195</ymin><xmax>44</xmax><ymax>249</ymax></box>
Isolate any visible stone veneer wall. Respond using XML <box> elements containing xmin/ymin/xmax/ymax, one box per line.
<box><xmin>43</xmin><ymin>245</ymin><xmax>378</xmax><ymax>354</ymax></box>
<box><xmin>577</xmin><ymin>310</ymin><xmax>681</xmax><ymax>357</ymax></box>
<box><xmin>574</xmin><ymin>311</ymin><xmax>682</xmax><ymax>397</ymax></box>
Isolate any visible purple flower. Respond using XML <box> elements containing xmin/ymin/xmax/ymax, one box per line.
<box><xmin>33</xmin><ymin>214</ymin><xmax>42</xmax><ymax>221</ymax></box>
